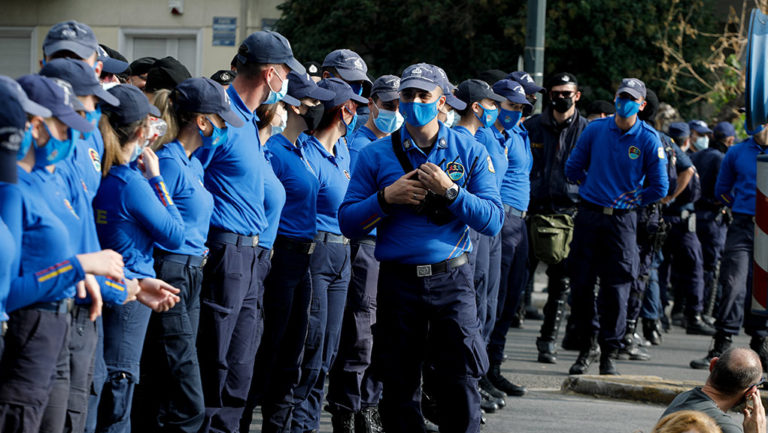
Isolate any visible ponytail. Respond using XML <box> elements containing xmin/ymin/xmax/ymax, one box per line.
<box><xmin>150</xmin><ymin>89</ymin><xmax>179</xmax><ymax>150</ymax></box>
<box><xmin>99</xmin><ymin>113</ymin><xmax>144</xmax><ymax>177</ymax></box>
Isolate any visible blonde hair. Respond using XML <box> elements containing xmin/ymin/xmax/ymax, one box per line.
<box><xmin>652</xmin><ymin>411</ymin><xmax>722</xmax><ymax>433</ymax></box>
<box><xmin>99</xmin><ymin>113</ymin><xmax>144</xmax><ymax>177</ymax></box>
<box><xmin>151</xmin><ymin>88</ymin><xmax>207</xmax><ymax>151</ymax></box>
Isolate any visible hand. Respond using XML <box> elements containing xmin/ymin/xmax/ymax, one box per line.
<box><xmin>382</xmin><ymin>169</ymin><xmax>428</xmax><ymax>206</ymax></box>
<box><xmin>80</xmin><ymin>274</ymin><xmax>103</xmax><ymax>321</ymax></box>
<box><xmin>124</xmin><ymin>278</ymin><xmax>140</xmax><ymax>303</ymax></box>
<box><xmin>417</xmin><ymin>162</ymin><xmax>454</xmax><ymax>196</ymax></box>
<box><xmin>744</xmin><ymin>389</ymin><xmax>766</xmax><ymax>433</ymax></box>
<box><xmin>76</xmin><ymin>250</ymin><xmax>124</xmax><ymax>281</ymax></box>
<box><xmin>660</xmin><ymin>195</ymin><xmax>674</xmax><ymax>205</ymax></box>
<box><xmin>137</xmin><ymin>147</ymin><xmax>160</xmax><ymax>179</ymax></box>
<box><xmin>137</xmin><ymin>278</ymin><xmax>181</xmax><ymax>312</ymax></box>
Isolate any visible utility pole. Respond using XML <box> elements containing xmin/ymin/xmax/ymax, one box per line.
<box><xmin>524</xmin><ymin>0</ymin><xmax>546</xmax><ymax>113</ymax></box>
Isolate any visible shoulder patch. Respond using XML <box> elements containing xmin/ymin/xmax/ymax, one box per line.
<box><xmin>657</xmin><ymin>146</ymin><xmax>666</xmax><ymax>159</ymax></box>
<box><xmin>628</xmin><ymin>146</ymin><xmax>641</xmax><ymax>160</ymax></box>
<box><xmin>487</xmin><ymin>156</ymin><xmax>495</xmax><ymax>173</ymax></box>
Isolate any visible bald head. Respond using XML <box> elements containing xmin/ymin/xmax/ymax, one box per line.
<box><xmin>708</xmin><ymin>347</ymin><xmax>763</xmax><ymax>395</ymax></box>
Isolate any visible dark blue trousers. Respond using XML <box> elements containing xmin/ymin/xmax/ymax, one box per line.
<box><xmin>327</xmin><ymin>239</ymin><xmax>382</xmax><ymax>412</ymax></box>
<box><xmin>133</xmin><ymin>255</ymin><xmax>205</xmax><ymax>433</ymax></box>
<box><xmin>0</xmin><ymin>306</ymin><xmax>70</xmax><ymax>433</ymax></box>
<box><xmin>697</xmin><ymin>210</ymin><xmax>728</xmax><ymax>307</ymax></box>
<box><xmin>244</xmin><ymin>236</ymin><xmax>313</xmax><ymax>433</ymax></box>
<box><xmin>292</xmin><ymin>239</ymin><xmax>351</xmax><ymax>433</ymax></box>
<box><xmin>85</xmin><ymin>317</ymin><xmax>106</xmax><ymax>433</ymax></box>
<box><xmin>659</xmin><ymin>214</ymin><xmax>705</xmax><ymax>315</ymax></box>
<box><xmin>488</xmin><ymin>214</ymin><xmax>528</xmax><ymax>364</ymax></box>
<box><xmin>472</xmin><ymin>233</ymin><xmax>501</xmax><ymax>342</ymax></box>
<box><xmin>198</xmin><ymin>240</ymin><xmax>268</xmax><ymax>433</ymax></box>
<box><xmin>568</xmin><ymin>207</ymin><xmax>639</xmax><ymax>351</ymax></box>
<box><xmin>627</xmin><ymin>207</ymin><xmax>660</xmax><ymax>323</ymax></box>
<box><xmin>61</xmin><ymin>305</ymin><xmax>99</xmax><ymax>433</ymax></box>
<box><xmin>715</xmin><ymin>214</ymin><xmax>768</xmax><ymax>336</ymax></box>
<box><xmin>640</xmin><ymin>251</ymin><xmax>664</xmax><ymax>320</ymax></box>
<box><xmin>375</xmin><ymin>260</ymin><xmax>486</xmax><ymax>433</ymax></box>
<box><xmin>39</xmin><ymin>312</ymin><xmax>72</xmax><ymax>433</ymax></box>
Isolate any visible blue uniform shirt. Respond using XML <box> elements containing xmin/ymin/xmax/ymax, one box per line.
<box><xmin>339</xmin><ymin>124</ymin><xmax>504</xmax><ymax>264</ymax></box>
<box><xmin>347</xmin><ymin>125</ymin><xmax>379</xmax><ymax>237</ymax></box>
<box><xmin>488</xmin><ymin>124</ymin><xmax>533</xmax><ymax>211</ymax></box>
<box><xmin>565</xmin><ymin>117</ymin><xmax>668</xmax><ymax>209</ymax></box>
<box><xmin>473</xmin><ymin>126</ymin><xmax>510</xmax><ymax>192</ymax></box>
<box><xmin>93</xmin><ymin>164</ymin><xmax>184</xmax><ymax>279</ymax></box>
<box><xmin>0</xmin><ymin>183</ymin><xmax>22</xmax><ymax>319</ymax></box>
<box><xmin>715</xmin><ymin>137</ymin><xmax>768</xmax><ymax>215</ymax></box>
<box><xmin>261</xmin><ymin>149</ymin><xmax>287</xmax><ymax>249</ymax></box>
<box><xmin>304</xmin><ymin>134</ymin><xmax>351</xmax><ymax>236</ymax></box>
<box><xmin>194</xmin><ymin>85</ymin><xmax>267</xmax><ymax>236</ymax></box>
<box><xmin>156</xmin><ymin>140</ymin><xmax>214</xmax><ymax>256</ymax></box>
<box><xmin>265</xmin><ymin>133</ymin><xmax>320</xmax><ymax>241</ymax></box>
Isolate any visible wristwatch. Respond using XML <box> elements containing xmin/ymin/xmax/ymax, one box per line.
<box><xmin>444</xmin><ymin>183</ymin><xmax>459</xmax><ymax>202</ymax></box>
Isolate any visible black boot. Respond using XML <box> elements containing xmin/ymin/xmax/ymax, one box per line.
<box><xmin>599</xmin><ymin>348</ymin><xmax>620</xmax><ymax>375</ymax></box>
<box><xmin>537</xmin><ymin>339</ymin><xmax>557</xmax><ymax>364</ymax></box>
<box><xmin>487</xmin><ymin>362</ymin><xmax>527</xmax><ymax>396</ymax></box>
<box><xmin>537</xmin><ymin>283</ymin><xmax>568</xmax><ymax>364</ymax></box>
<box><xmin>642</xmin><ymin>318</ymin><xmax>663</xmax><ymax>345</ymax></box>
<box><xmin>479</xmin><ymin>375</ymin><xmax>506</xmax><ymax>407</ymax></box>
<box><xmin>618</xmin><ymin>320</ymin><xmax>651</xmax><ymax>361</ymax></box>
<box><xmin>328</xmin><ymin>407</ymin><xmax>355</xmax><ymax>433</ymax></box>
<box><xmin>690</xmin><ymin>332</ymin><xmax>733</xmax><ymax>369</ymax></box>
<box><xmin>478</xmin><ymin>386</ymin><xmax>499</xmax><ymax>413</ymax></box>
<box><xmin>561</xmin><ymin>314</ymin><xmax>580</xmax><ymax>351</ymax></box>
<box><xmin>355</xmin><ymin>406</ymin><xmax>383</xmax><ymax>433</ymax></box>
<box><xmin>750</xmin><ymin>336</ymin><xmax>768</xmax><ymax>373</ymax></box>
<box><xmin>569</xmin><ymin>335</ymin><xmax>600</xmax><ymax>375</ymax></box>
<box><xmin>686</xmin><ymin>313</ymin><xmax>716</xmax><ymax>336</ymax></box>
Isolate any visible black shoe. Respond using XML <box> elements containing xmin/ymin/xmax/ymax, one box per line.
<box><xmin>686</xmin><ymin>314</ymin><xmax>716</xmax><ymax>336</ymax></box>
<box><xmin>599</xmin><ymin>350</ymin><xmax>620</xmax><ymax>375</ymax></box>
<box><xmin>328</xmin><ymin>407</ymin><xmax>355</xmax><ymax>433</ymax></box>
<box><xmin>660</xmin><ymin>313</ymin><xmax>671</xmax><ymax>333</ymax></box>
<box><xmin>479</xmin><ymin>387</ymin><xmax>499</xmax><ymax>413</ymax></box>
<box><xmin>671</xmin><ymin>312</ymin><xmax>686</xmax><ymax>328</ymax></box>
<box><xmin>479</xmin><ymin>375</ymin><xmax>506</xmax><ymax>407</ymax></box>
<box><xmin>569</xmin><ymin>337</ymin><xmax>600</xmax><ymax>375</ymax></box>
<box><xmin>642</xmin><ymin>318</ymin><xmax>662</xmax><ymax>346</ymax></box>
<box><xmin>690</xmin><ymin>333</ymin><xmax>733</xmax><ymax>369</ymax></box>
<box><xmin>510</xmin><ymin>315</ymin><xmax>523</xmax><ymax>329</ymax></box>
<box><xmin>355</xmin><ymin>406</ymin><xmax>384</xmax><ymax>433</ymax></box>
<box><xmin>487</xmin><ymin>363</ymin><xmax>527</xmax><ymax>396</ymax></box>
<box><xmin>536</xmin><ymin>338</ymin><xmax>557</xmax><ymax>364</ymax></box>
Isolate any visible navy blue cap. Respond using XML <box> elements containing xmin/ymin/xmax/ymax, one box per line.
<box><xmin>617</xmin><ymin>78</ymin><xmax>646</xmax><ymax>100</ymax></box>
<box><xmin>282</xmin><ymin>71</ymin><xmax>335</xmax><ymax>107</ymax></box>
<box><xmin>317</xmin><ymin>78</ymin><xmax>368</xmax><ymax>109</ymax></box>
<box><xmin>0</xmin><ymin>76</ymin><xmax>52</xmax><ymax>118</ymax></box>
<box><xmin>399</xmin><ymin>63</ymin><xmax>442</xmax><ymax>92</ymax></box>
<box><xmin>144</xmin><ymin>57</ymin><xmax>191</xmax><ymax>93</ymax></box>
<box><xmin>322</xmin><ymin>49</ymin><xmax>371</xmax><ymax>83</ymax></box>
<box><xmin>688</xmin><ymin>119</ymin><xmax>712</xmax><ymax>134</ymax></box>
<box><xmin>0</xmin><ymin>87</ymin><xmax>27</xmax><ymax>131</ymax></box>
<box><xmin>43</xmin><ymin>20</ymin><xmax>99</xmax><ymax>60</ymax></box>
<box><xmin>102</xmin><ymin>84</ymin><xmax>160</xmax><ymax>125</ymax></box>
<box><xmin>455</xmin><ymin>79</ymin><xmax>505</xmax><ymax>106</ymax></box>
<box><xmin>714</xmin><ymin>121</ymin><xmax>736</xmax><ymax>139</ymax></box>
<box><xmin>434</xmin><ymin>65</ymin><xmax>466</xmax><ymax>110</ymax></box>
<box><xmin>668</xmin><ymin>122</ymin><xmax>690</xmax><ymax>139</ymax></box>
<box><xmin>371</xmin><ymin>75</ymin><xmax>400</xmax><ymax>102</ymax></box>
<box><xmin>492</xmin><ymin>79</ymin><xmax>532</xmax><ymax>107</ymax></box>
<box><xmin>97</xmin><ymin>45</ymin><xmax>129</xmax><ymax>75</ymax></box>
<box><xmin>40</xmin><ymin>58</ymin><xmax>120</xmax><ymax>107</ymax></box>
<box><xmin>236</xmin><ymin>31</ymin><xmax>305</xmax><ymax>74</ymax></box>
<box><xmin>173</xmin><ymin>78</ymin><xmax>244</xmax><ymax>128</ymax></box>
<box><xmin>508</xmin><ymin>71</ymin><xmax>544</xmax><ymax>95</ymax></box>
<box><xmin>17</xmin><ymin>75</ymin><xmax>94</xmax><ymax>132</ymax></box>
<box><xmin>210</xmin><ymin>70</ymin><xmax>237</xmax><ymax>86</ymax></box>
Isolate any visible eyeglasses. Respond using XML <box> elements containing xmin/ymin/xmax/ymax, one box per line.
<box><xmin>751</xmin><ymin>377</ymin><xmax>768</xmax><ymax>390</ymax></box>
<box><xmin>550</xmin><ymin>91</ymin><xmax>575</xmax><ymax>99</ymax></box>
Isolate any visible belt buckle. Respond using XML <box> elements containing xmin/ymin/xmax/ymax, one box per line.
<box><xmin>307</xmin><ymin>243</ymin><xmax>316</xmax><ymax>255</ymax></box>
<box><xmin>1</xmin><ymin>321</ymin><xmax>7</xmax><ymax>337</ymax></box>
<box><xmin>201</xmin><ymin>256</ymin><xmax>208</xmax><ymax>267</ymax></box>
<box><xmin>65</xmin><ymin>298</ymin><xmax>74</xmax><ymax>314</ymax></box>
<box><xmin>602</xmin><ymin>207</ymin><xmax>613</xmax><ymax>216</ymax></box>
<box><xmin>252</xmin><ymin>235</ymin><xmax>259</xmax><ymax>248</ymax></box>
<box><xmin>416</xmin><ymin>264</ymin><xmax>433</xmax><ymax>277</ymax></box>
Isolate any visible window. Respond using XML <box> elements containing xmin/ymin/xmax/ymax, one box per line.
<box><xmin>119</xmin><ymin>29</ymin><xmax>202</xmax><ymax>76</ymax></box>
<box><xmin>0</xmin><ymin>27</ymin><xmax>37</xmax><ymax>78</ymax></box>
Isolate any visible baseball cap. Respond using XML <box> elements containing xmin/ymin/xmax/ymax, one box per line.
<box><xmin>545</xmin><ymin>72</ymin><xmax>578</xmax><ymax>90</ymax></box>
<box><xmin>305</xmin><ymin>61</ymin><xmax>322</xmax><ymax>78</ymax></box>
<box><xmin>434</xmin><ymin>65</ymin><xmax>466</xmax><ymax>110</ymax></box>
<box><xmin>455</xmin><ymin>79</ymin><xmax>505</xmax><ymax>107</ymax></box>
<box><xmin>97</xmin><ymin>44</ymin><xmax>129</xmax><ymax>75</ymax></box>
<box><xmin>210</xmin><ymin>70</ymin><xmax>237</xmax><ymax>86</ymax></box>
<box><xmin>317</xmin><ymin>78</ymin><xmax>368</xmax><ymax>109</ymax></box>
<box><xmin>236</xmin><ymin>31</ymin><xmax>305</xmax><ymax>74</ymax></box>
<box><xmin>43</xmin><ymin>20</ymin><xmax>99</xmax><ymax>60</ymax></box>
<box><xmin>668</xmin><ymin>122</ymin><xmax>690</xmax><ymax>139</ymax></box>
<box><xmin>713</xmin><ymin>121</ymin><xmax>736</xmax><ymax>139</ymax></box>
<box><xmin>492</xmin><ymin>79</ymin><xmax>532</xmax><ymax>107</ymax></box>
<box><xmin>616</xmin><ymin>78</ymin><xmax>647</xmax><ymax>100</ymax></box>
<box><xmin>508</xmin><ymin>71</ymin><xmax>544</xmax><ymax>95</ymax></box>
<box><xmin>399</xmin><ymin>63</ymin><xmax>442</xmax><ymax>92</ymax></box>
<box><xmin>587</xmin><ymin>100</ymin><xmax>615</xmax><ymax>116</ymax></box>
<box><xmin>282</xmin><ymin>71</ymin><xmax>335</xmax><ymax>107</ymax></box>
<box><xmin>17</xmin><ymin>75</ymin><xmax>94</xmax><ymax>132</ymax></box>
<box><xmin>689</xmin><ymin>119</ymin><xmax>712</xmax><ymax>134</ymax></box>
<box><xmin>371</xmin><ymin>75</ymin><xmax>400</xmax><ymax>102</ymax></box>
<box><xmin>144</xmin><ymin>57</ymin><xmax>192</xmax><ymax>93</ymax></box>
<box><xmin>102</xmin><ymin>84</ymin><xmax>160</xmax><ymax>125</ymax></box>
<box><xmin>173</xmin><ymin>78</ymin><xmax>244</xmax><ymax>128</ymax></box>
<box><xmin>129</xmin><ymin>57</ymin><xmax>157</xmax><ymax>76</ymax></box>
<box><xmin>0</xmin><ymin>87</ymin><xmax>27</xmax><ymax>131</ymax></box>
<box><xmin>0</xmin><ymin>76</ymin><xmax>52</xmax><ymax>118</ymax></box>
<box><xmin>40</xmin><ymin>58</ymin><xmax>120</xmax><ymax>107</ymax></box>
<box><xmin>322</xmin><ymin>49</ymin><xmax>372</xmax><ymax>84</ymax></box>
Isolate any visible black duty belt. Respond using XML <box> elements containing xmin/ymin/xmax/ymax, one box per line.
<box><xmin>209</xmin><ymin>229</ymin><xmax>259</xmax><ymax>247</ymax></box>
<box><xmin>274</xmin><ymin>235</ymin><xmax>316</xmax><ymax>255</ymax></box>
<box><xmin>351</xmin><ymin>236</ymin><xmax>376</xmax><ymax>247</ymax></box>
<box><xmin>503</xmin><ymin>204</ymin><xmax>527</xmax><ymax>218</ymax></box>
<box><xmin>385</xmin><ymin>253</ymin><xmax>469</xmax><ymax>278</ymax></box>
<box><xmin>580</xmin><ymin>201</ymin><xmax>635</xmax><ymax>216</ymax></box>
<box><xmin>314</xmin><ymin>231</ymin><xmax>349</xmax><ymax>245</ymax></box>
<box><xmin>156</xmin><ymin>251</ymin><xmax>208</xmax><ymax>267</ymax></box>
<box><xmin>28</xmin><ymin>298</ymin><xmax>74</xmax><ymax>314</ymax></box>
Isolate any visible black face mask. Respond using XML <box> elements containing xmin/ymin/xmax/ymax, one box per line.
<box><xmin>300</xmin><ymin>104</ymin><xmax>325</xmax><ymax>131</ymax></box>
<box><xmin>551</xmin><ymin>97</ymin><xmax>574</xmax><ymax>113</ymax></box>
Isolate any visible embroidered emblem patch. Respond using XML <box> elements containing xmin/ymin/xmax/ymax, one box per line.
<box><xmin>89</xmin><ymin>148</ymin><xmax>101</xmax><ymax>172</ymax></box>
<box><xmin>657</xmin><ymin>146</ymin><xmax>666</xmax><ymax>159</ymax></box>
<box><xmin>343</xmin><ymin>169</ymin><xmax>351</xmax><ymax>180</ymax></box>
<box><xmin>487</xmin><ymin>156</ymin><xmax>496</xmax><ymax>173</ymax></box>
<box><xmin>628</xmin><ymin>146</ymin><xmax>641</xmax><ymax>160</ymax></box>
<box><xmin>446</xmin><ymin>162</ymin><xmax>465</xmax><ymax>181</ymax></box>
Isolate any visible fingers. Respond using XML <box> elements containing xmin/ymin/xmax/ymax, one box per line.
<box><xmin>76</xmin><ymin>280</ymin><xmax>86</xmax><ymax>299</ymax></box>
<box><xmin>400</xmin><ymin>169</ymin><xmax>419</xmax><ymax>180</ymax></box>
<box><xmin>84</xmin><ymin>274</ymin><xmax>103</xmax><ymax>321</ymax></box>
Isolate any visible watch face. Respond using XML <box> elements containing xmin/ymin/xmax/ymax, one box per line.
<box><xmin>446</xmin><ymin>185</ymin><xmax>458</xmax><ymax>199</ymax></box>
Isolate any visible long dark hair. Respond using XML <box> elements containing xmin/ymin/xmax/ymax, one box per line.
<box><xmin>99</xmin><ymin>113</ymin><xmax>144</xmax><ymax>177</ymax></box>
<box><xmin>314</xmin><ymin>104</ymin><xmax>344</xmax><ymax>133</ymax></box>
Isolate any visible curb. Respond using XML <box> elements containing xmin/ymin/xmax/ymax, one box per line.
<box><xmin>561</xmin><ymin>375</ymin><xmax>700</xmax><ymax>405</ymax></box>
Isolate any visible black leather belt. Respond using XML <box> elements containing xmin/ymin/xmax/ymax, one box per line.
<box><xmin>29</xmin><ymin>298</ymin><xmax>74</xmax><ymax>314</ymax></box>
<box><xmin>156</xmin><ymin>251</ymin><xmax>208</xmax><ymax>267</ymax></box>
<box><xmin>209</xmin><ymin>229</ymin><xmax>259</xmax><ymax>247</ymax></box>
<box><xmin>386</xmin><ymin>253</ymin><xmax>468</xmax><ymax>278</ymax></box>
<box><xmin>580</xmin><ymin>201</ymin><xmax>635</xmax><ymax>216</ymax></box>
<box><xmin>503</xmin><ymin>204</ymin><xmax>527</xmax><ymax>218</ymax></box>
<box><xmin>351</xmin><ymin>236</ymin><xmax>376</xmax><ymax>247</ymax></box>
<box><xmin>315</xmin><ymin>231</ymin><xmax>349</xmax><ymax>245</ymax></box>
<box><xmin>275</xmin><ymin>235</ymin><xmax>316</xmax><ymax>255</ymax></box>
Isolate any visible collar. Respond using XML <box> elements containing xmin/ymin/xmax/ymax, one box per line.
<box><xmin>608</xmin><ymin>115</ymin><xmax>641</xmax><ymax>136</ymax></box>
<box><xmin>167</xmin><ymin>140</ymin><xmax>190</xmax><ymax>166</ymax></box>
<box><xmin>358</xmin><ymin>125</ymin><xmax>377</xmax><ymax>141</ymax></box>
<box><xmin>710</xmin><ymin>140</ymin><xmax>728</xmax><ymax>154</ymax></box>
<box><xmin>400</xmin><ymin>123</ymin><xmax>448</xmax><ymax>153</ymax></box>
<box><xmin>453</xmin><ymin>125</ymin><xmax>474</xmax><ymax>138</ymax></box>
<box><xmin>308</xmin><ymin>135</ymin><xmax>345</xmax><ymax>161</ymax></box>
<box><xmin>226</xmin><ymin>85</ymin><xmax>260</xmax><ymax>123</ymax></box>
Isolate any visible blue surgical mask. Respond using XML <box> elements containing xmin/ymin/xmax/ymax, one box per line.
<box><xmin>82</xmin><ymin>106</ymin><xmax>102</xmax><ymax>140</ymax></box>
<box><xmin>400</xmin><ymin>100</ymin><xmax>439</xmax><ymax>127</ymax></box>
<box><xmin>17</xmin><ymin>125</ymin><xmax>34</xmax><ymax>161</ymax></box>
<box><xmin>373</xmin><ymin>108</ymin><xmax>403</xmax><ymax>134</ymax></box>
<box><xmin>693</xmin><ymin>135</ymin><xmax>709</xmax><ymax>151</ymax></box>
<box><xmin>200</xmin><ymin>117</ymin><xmax>229</xmax><ymax>147</ymax></box>
<box><xmin>342</xmin><ymin>107</ymin><xmax>357</xmax><ymax>136</ymax></box>
<box><xmin>349</xmin><ymin>82</ymin><xmax>364</xmax><ymax>96</ymax></box>
<box><xmin>615</xmin><ymin>97</ymin><xmax>641</xmax><ymax>118</ymax></box>
<box><xmin>444</xmin><ymin>110</ymin><xmax>457</xmax><ymax>128</ymax></box>
<box><xmin>129</xmin><ymin>142</ymin><xmax>142</xmax><ymax>163</ymax></box>
<box><xmin>264</xmin><ymin>69</ymin><xmax>289</xmax><ymax>105</ymax></box>
<box><xmin>35</xmin><ymin>123</ymin><xmax>75</xmax><ymax>168</ymax></box>
<box><xmin>474</xmin><ymin>105</ymin><xmax>499</xmax><ymax>128</ymax></box>
<box><xmin>498</xmin><ymin>108</ymin><xmax>522</xmax><ymax>130</ymax></box>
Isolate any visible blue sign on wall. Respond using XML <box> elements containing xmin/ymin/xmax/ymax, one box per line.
<box><xmin>213</xmin><ymin>17</ymin><xmax>237</xmax><ymax>47</ymax></box>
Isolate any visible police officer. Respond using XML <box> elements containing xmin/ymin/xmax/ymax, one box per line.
<box><xmin>326</xmin><ymin>74</ymin><xmax>402</xmax><ymax>432</ymax></box>
<box><xmin>321</xmin><ymin>49</ymin><xmax>372</xmax><ymax>131</ymax></box>
<box><xmin>523</xmin><ymin>72</ymin><xmax>588</xmax><ymax>363</ymax></box>
<box><xmin>690</xmin><ymin>122</ymin><xmax>768</xmax><ymax>371</ymax></box>
<box><xmin>339</xmin><ymin>63</ymin><xmax>504</xmax><ymax>433</ymax></box>
<box><xmin>691</xmin><ymin>121</ymin><xmax>735</xmax><ymax>320</ymax></box>
<box><xmin>194</xmin><ymin>31</ymin><xmax>304</xmax><ymax>433</ymax></box>
<box><xmin>688</xmin><ymin>120</ymin><xmax>712</xmax><ymax>153</ymax></box>
<box><xmin>565</xmin><ymin>78</ymin><xmax>668</xmax><ymax>375</ymax></box>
